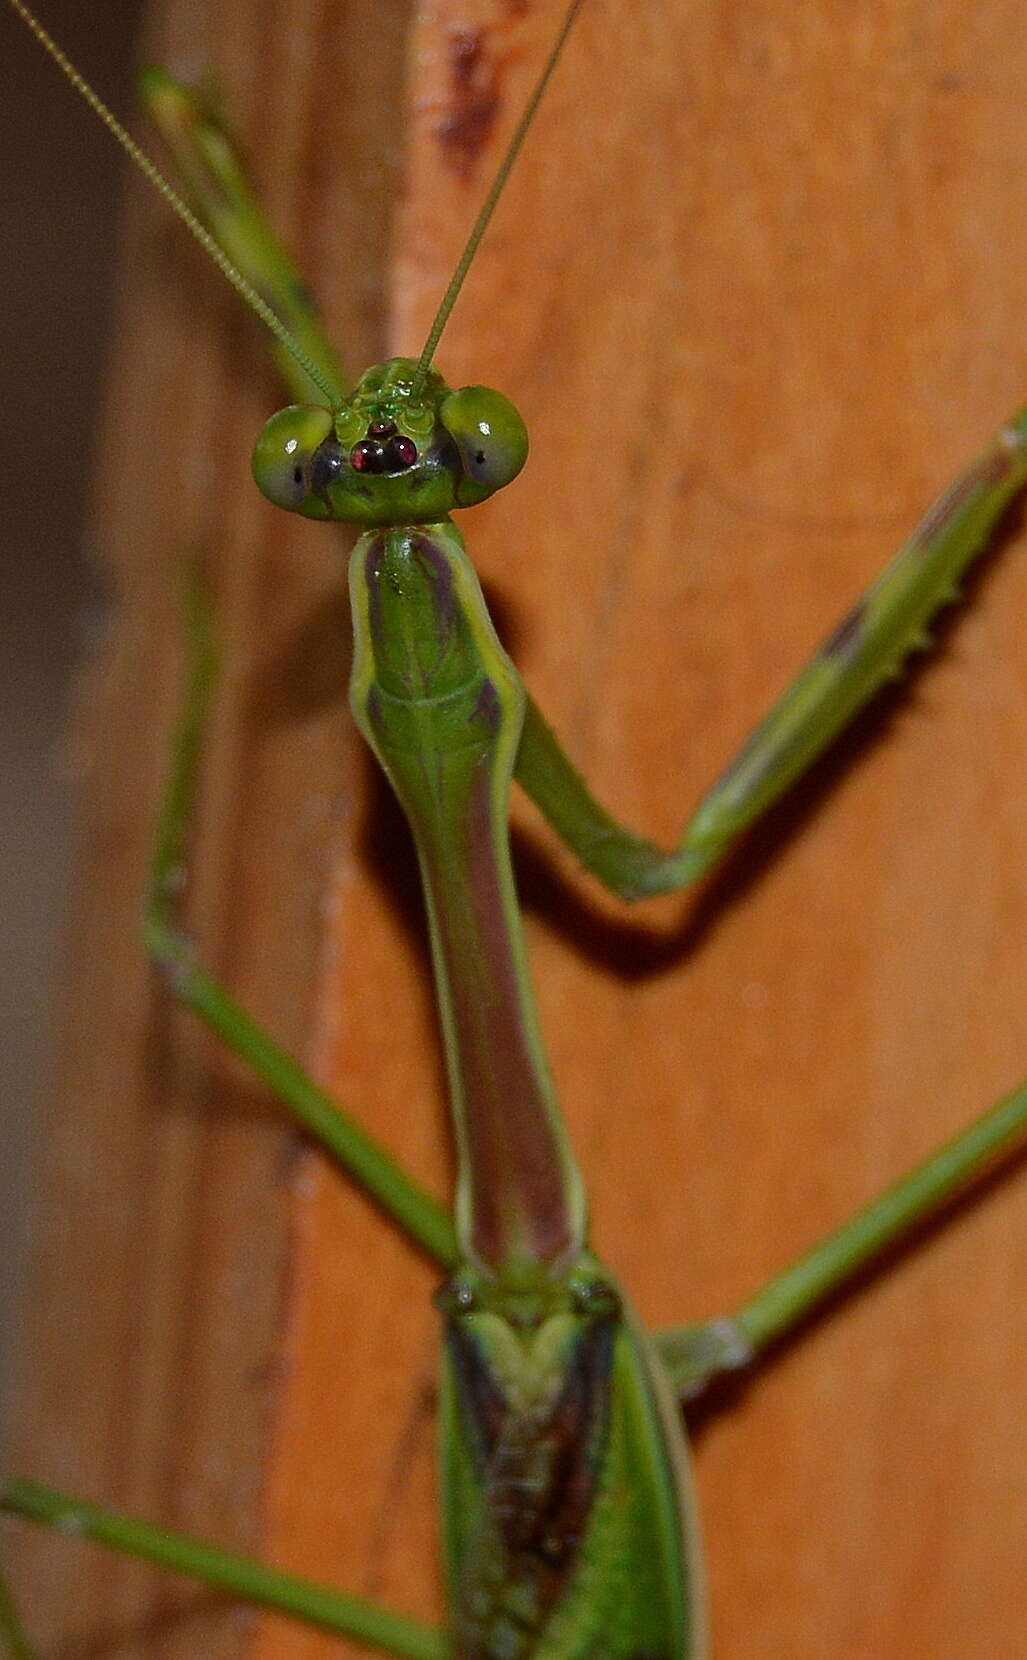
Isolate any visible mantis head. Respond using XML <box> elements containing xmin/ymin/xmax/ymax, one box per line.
<box><xmin>252</xmin><ymin>358</ymin><xmax>528</xmax><ymax>527</ymax></box>
<box><xmin>8</xmin><ymin>0</ymin><xmax>579</xmax><ymax>536</ymax></box>
<box><xmin>248</xmin><ymin>0</ymin><xmax>584</xmax><ymax>529</ymax></box>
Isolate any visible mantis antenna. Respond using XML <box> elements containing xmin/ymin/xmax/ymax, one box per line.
<box><xmin>11</xmin><ymin>0</ymin><xmax>585</xmax><ymax>408</ymax></box>
<box><xmin>409</xmin><ymin>0</ymin><xmax>587</xmax><ymax>394</ymax></box>
<box><xmin>7</xmin><ymin>0</ymin><xmax>342</xmax><ymax>410</ymax></box>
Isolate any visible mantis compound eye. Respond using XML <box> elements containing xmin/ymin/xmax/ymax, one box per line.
<box><xmin>251</xmin><ymin>404</ymin><xmax>336</xmax><ymax>515</ymax></box>
<box><xmin>440</xmin><ymin>385</ymin><xmax>529</xmax><ymax>506</ymax></box>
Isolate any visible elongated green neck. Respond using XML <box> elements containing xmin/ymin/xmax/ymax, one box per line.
<box><xmin>349</xmin><ymin>522</ymin><xmax>586</xmax><ymax>1274</ymax></box>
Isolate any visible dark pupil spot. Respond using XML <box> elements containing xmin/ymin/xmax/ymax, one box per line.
<box><xmin>475</xmin><ymin>449</ymin><xmax>486</xmax><ymax>466</ymax></box>
<box><xmin>309</xmin><ymin>439</ymin><xmax>344</xmax><ymax>498</ymax></box>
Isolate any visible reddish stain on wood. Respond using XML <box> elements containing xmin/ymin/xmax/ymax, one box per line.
<box><xmin>437</xmin><ymin>25</ymin><xmax>503</xmax><ymax>181</ymax></box>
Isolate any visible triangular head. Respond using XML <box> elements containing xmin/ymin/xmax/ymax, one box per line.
<box><xmin>252</xmin><ymin>358</ymin><xmax>529</xmax><ymax>528</ymax></box>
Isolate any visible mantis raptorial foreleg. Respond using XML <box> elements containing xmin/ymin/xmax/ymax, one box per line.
<box><xmin>519</xmin><ymin>405</ymin><xmax>1027</xmax><ymax>896</ymax></box>
<box><xmin>6</xmin><ymin>3</ymin><xmax>1027</xmax><ymax>1660</ymax></box>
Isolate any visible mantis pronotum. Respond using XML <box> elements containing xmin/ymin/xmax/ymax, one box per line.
<box><xmin>3</xmin><ymin>2</ymin><xmax>1027</xmax><ymax>1657</ymax></box>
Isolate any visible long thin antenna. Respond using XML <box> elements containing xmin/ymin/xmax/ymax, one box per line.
<box><xmin>410</xmin><ymin>0</ymin><xmax>587</xmax><ymax>394</ymax></box>
<box><xmin>8</xmin><ymin>0</ymin><xmax>341</xmax><ymax>410</ymax></box>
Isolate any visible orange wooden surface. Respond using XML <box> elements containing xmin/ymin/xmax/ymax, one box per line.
<box><xmin>6</xmin><ymin>3</ymin><xmax>1027</xmax><ymax>1658</ymax></box>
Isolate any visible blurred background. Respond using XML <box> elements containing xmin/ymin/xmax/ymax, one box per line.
<box><xmin>0</xmin><ymin>0</ymin><xmax>147</xmax><ymax>1424</ymax></box>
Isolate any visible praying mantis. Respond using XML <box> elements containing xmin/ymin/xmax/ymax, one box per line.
<box><xmin>3</xmin><ymin>0</ymin><xmax>1027</xmax><ymax>1655</ymax></box>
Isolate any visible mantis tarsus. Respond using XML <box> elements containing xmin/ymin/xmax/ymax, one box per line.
<box><xmin>3</xmin><ymin>2</ymin><xmax>1027</xmax><ymax>1657</ymax></box>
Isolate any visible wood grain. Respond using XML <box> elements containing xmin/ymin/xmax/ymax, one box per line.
<box><xmin>5</xmin><ymin>2</ymin><xmax>1027</xmax><ymax>1658</ymax></box>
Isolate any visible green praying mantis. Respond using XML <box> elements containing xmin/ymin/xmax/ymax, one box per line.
<box><xmin>2</xmin><ymin>3</ymin><xmax>1027</xmax><ymax>1660</ymax></box>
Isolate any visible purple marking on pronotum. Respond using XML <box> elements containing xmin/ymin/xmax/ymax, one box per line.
<box><xmin>410</xmin><ymin>531</ymin><xmax>460</xmax><ymax>636</ymax></box>
<box><xmin>430</xmin><ymin>756</ymin><xmax>577</xmax><ymax>1270</ymax></box>
<box><xmin>822</xmin><ymin>598</ymin><xmax>867</xmax><ymax>661</ymax></box>
<box><xmin>363</xmin><ymin>531</ymin><xmax>389</xmax><ymax>654</ymax></box>
<box><xmin>473</xmin><ymin>678</ymin><xmax>502</xmax><ymax>735</ymax></box>
<box><xmin>363</xmin><ymin>530</ymin><xmax>461</xmax><ymax>695</ymax></box>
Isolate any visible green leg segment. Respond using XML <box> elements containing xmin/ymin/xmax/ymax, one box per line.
<box><xmin>1</xmin><ymin>101</ymin><xmax>454</xmax><ymax>1633</ymax></box>
<box><xmin>144</xmin><ymin>574</ymin><xmax>457</xmax><ymax>1269</ymax></box>
<box><xmin>1</xmin><ymin>1480</ymin><xmax>446</xmax><ymax>1660</ymax></box>
<box><xmin>0</xmin><ymin>1566</ymin><xmax>37</xmax><ymax>1660</ymax></box>
<box><xmin>518</xmin><ymin>412</ymin><xmax>1027</xmax><ymax>898</ymax></box>
<box><xmin>655</xmin><ymin>1074</ymin><xmax>1027</xmax><ymax>1399</ymax></box>
<box><xmin>137</xmin><ymin>68</ymin><xmax>348</xmax><ymax>406</ymax></box>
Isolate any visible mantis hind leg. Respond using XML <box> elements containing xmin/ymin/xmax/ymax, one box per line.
<box><xmin>0</xmin><ymin>1481</ymin><xmax>446</xmax><ymax>1657</ymax></box>
<box><xmin>0</xmin><ymin>1565</ymin><xmax>35</xmax><ymax>1660</ymax></box>
<box><xmin>2</xmin><ymin>568</ymin><xmax>454</xmax><ymax>1654</ymax></box>
<box><xmin>144</xmin><ymin>570</ymin><xmax>456</xmax><ymax>1266</ymax></box>
<box><xmin>654</xmin><ymin>1073</ymin><xmax>1027</xmax><ymax>1400</ymax></box>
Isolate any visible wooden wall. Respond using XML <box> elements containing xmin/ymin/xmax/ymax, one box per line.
<box><xmin>6</xmin><ymin>3</ymin><xmax>1027</xmax><ymax>1656</ymax></box>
